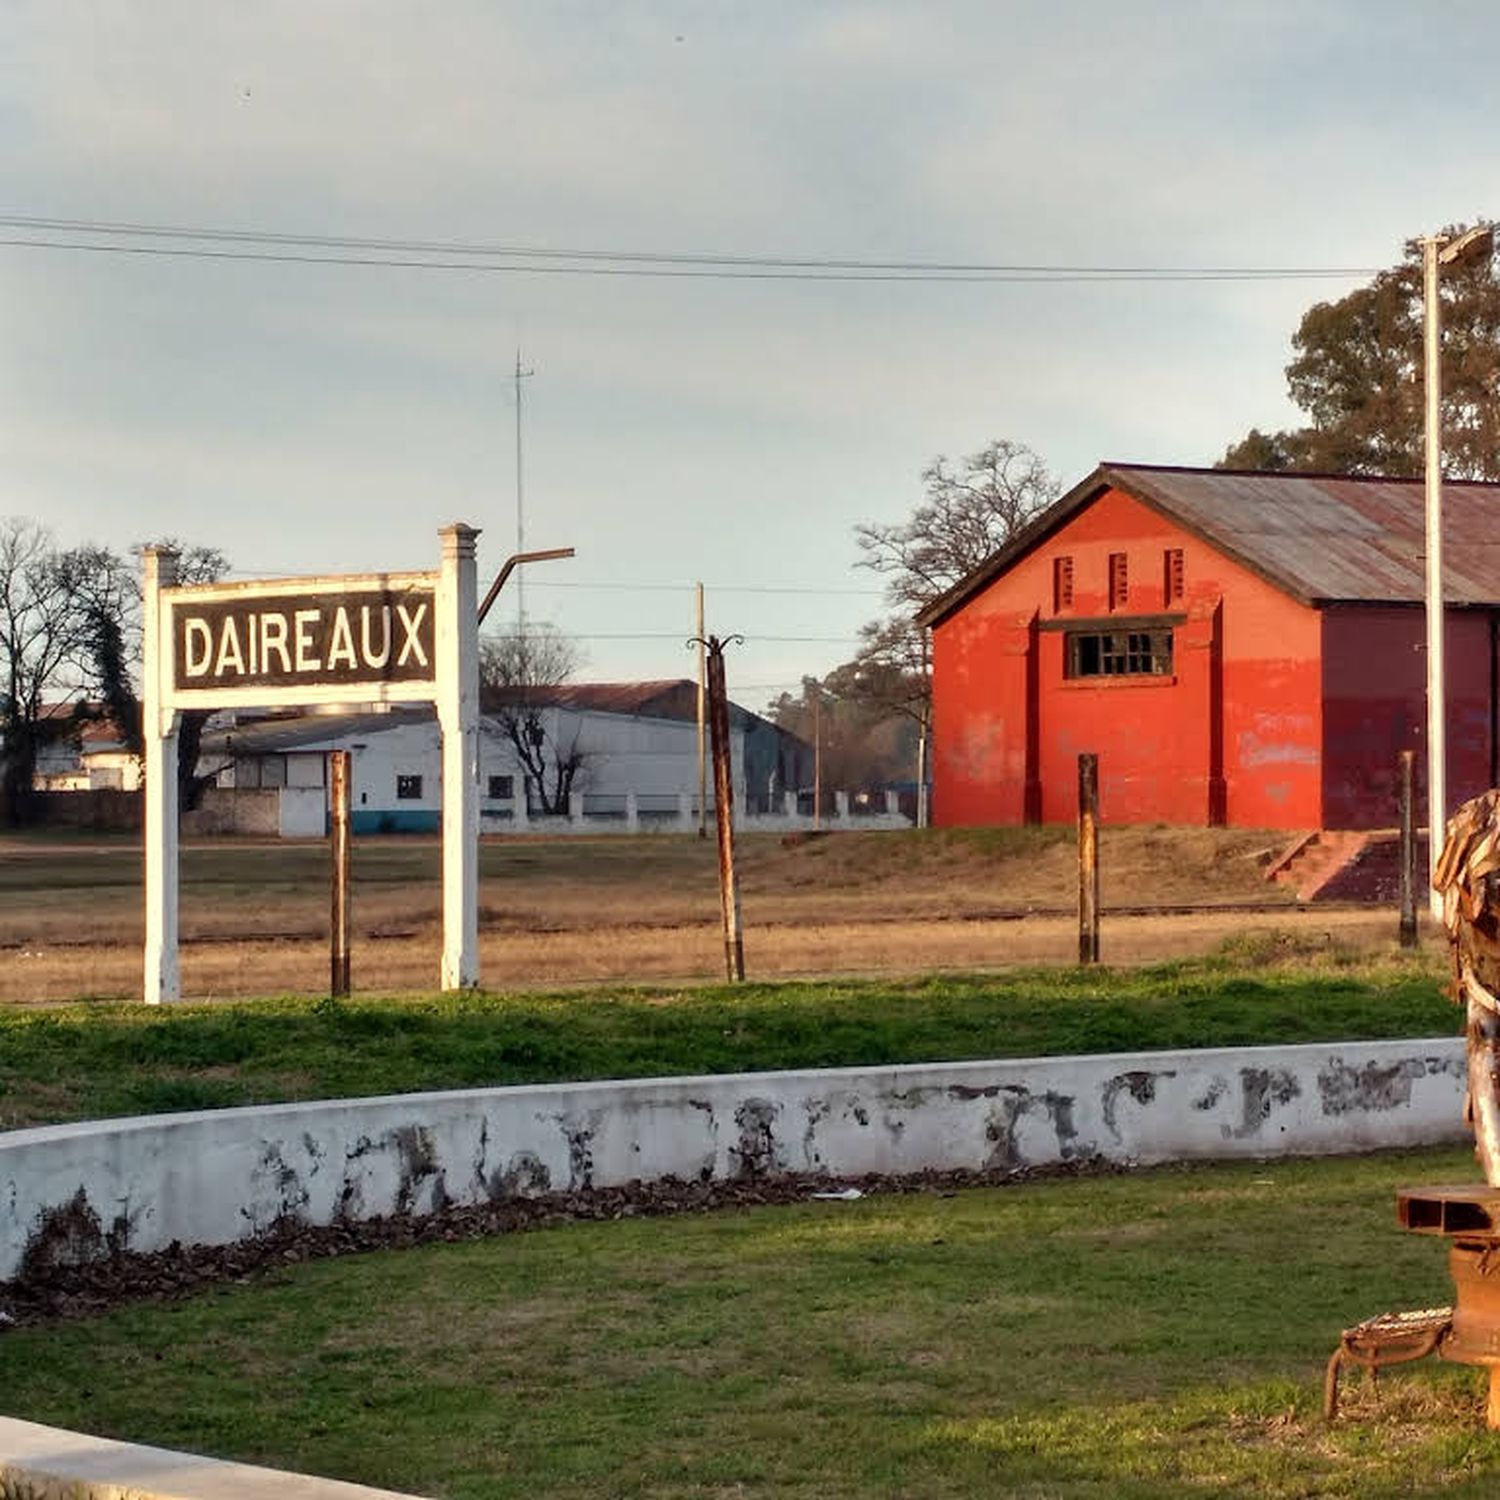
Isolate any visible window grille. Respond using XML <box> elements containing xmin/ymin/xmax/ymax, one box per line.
<box><xmin>1065</xmin><ymin>628</ymin><xmax>1173</xmax><ymax>679</ymax></box>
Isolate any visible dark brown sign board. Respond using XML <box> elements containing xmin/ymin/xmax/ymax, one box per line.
<box><xmin>172</xmin><ymin>586</ymin><xmax>437</xmax><ymax>692</ymax></box>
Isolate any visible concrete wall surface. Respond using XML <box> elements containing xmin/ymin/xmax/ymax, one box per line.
<box><xmin>0</xmin><ymin>1416</ymin><xmax>424</xmax><ymax>1498</ymax></box>
<box><xmin>0</xmin><ymin>1037</ymin><xmax>1468</xmax><ymax>1283</ymax></box>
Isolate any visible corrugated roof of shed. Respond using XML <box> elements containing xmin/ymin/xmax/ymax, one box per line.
<box><xmin>917</xmin><ymin>463</ymin><xmax>1500</xmax><ymax>628</ymax></box>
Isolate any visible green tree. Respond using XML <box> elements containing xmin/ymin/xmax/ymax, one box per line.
<box><xmin>1220</xmin><ymin>225</ymin><xmax>1500</xmax><ymax>478</ymax></box>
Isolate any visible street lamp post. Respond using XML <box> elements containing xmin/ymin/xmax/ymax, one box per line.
<box><xmin>1422</xmin><ymin>225</ymin><xmax>1493</xmax><ymax>918</ymax></box>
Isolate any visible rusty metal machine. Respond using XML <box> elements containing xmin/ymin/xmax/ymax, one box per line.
<box><xmin>1327</xmin><ymin>790</ymin><xmax>1500</xmax><ymax>1423</ymax></box>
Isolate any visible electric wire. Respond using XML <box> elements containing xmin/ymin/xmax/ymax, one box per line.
<box><xmin>0</xmin><ymin>215</ymin><xmax>1381</xmax><ymax>283</ymax></box>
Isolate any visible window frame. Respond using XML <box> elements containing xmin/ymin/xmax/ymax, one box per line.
<box><xmin>1062</xmin><ymin>625</ymin><xmax>1175</xmax><ymax>681</ymax></box>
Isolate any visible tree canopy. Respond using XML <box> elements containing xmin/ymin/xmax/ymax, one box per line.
<box><xmin>1220</xmin><ymin>225</ymin><xmax>1500</xmax><ymax>479</ymax></box>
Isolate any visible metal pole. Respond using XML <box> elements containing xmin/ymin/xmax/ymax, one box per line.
<box><xmin>1423</xmin><ymin>234</ymin><xmax>1446</xmax><ymax>920</ymax></box>
<box><xmin>329</xmin><ymin>750</ymin><xmax>351</xmax><ymax>996</ymax></box>
<box><xmin>1398</xmin><ymin>748</ymin><xmax>1417</xmax><ymax>949</ymax></box>
<box><xmin>916</xmin><ymin>714</ymin><xmax>929</xmax><ymax>830</ymax></box>
<box><xmin>813</xmin><ymin>688</ymin><xmax>822</xmax><ymax>831</ymax></box>
<box><xmin>514</xmin><ymin>350</ymin><xmax>532</xmax><ymax>632</ymax></box>
<box><xmin>1078</xmin><ymin>753</ymin><xmax>1100</xmax><ymax>964</ymax></box>
<box><xmin>705</xmin><ymin>636</ymin><xmax>745</xmax><ymax>980</ymax></box>
<box><xmin>696</xmin><ymin>582</ymin><xmax>707</xmax><ymax>838</ymax></box>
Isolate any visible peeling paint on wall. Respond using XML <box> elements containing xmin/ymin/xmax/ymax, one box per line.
<box><xmin>0</xmin><ymin>1038</ymin><xmax>1471</xmax><ymax>1282</ymax></box>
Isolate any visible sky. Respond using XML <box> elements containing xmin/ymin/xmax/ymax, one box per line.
<box><xmin>3</xmin><ymin>1</ymin><xmax>1499</xmax><ymax>709</ymax></box>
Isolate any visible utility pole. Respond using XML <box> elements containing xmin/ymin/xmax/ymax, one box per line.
<box><xmin>514</xmin><ymin>350</ymin><xmax>534</xmax><ymax>634</ymax></box>
<box><xmin>812</xmin><ymin>683</ymin><xmax>822</xmax><ymax>830</ymax></box>
<box><xmin>1421</xmin><ymin>224</ymin><xmax>1493</xmax><ymax>916</ymax></box>
<box><xmin>693</xmin><ymin>633</ymin><xmax>746</xmax><ymax>980</ymax></box>
<box><xmin>696</xmin><ymin>583</ymin><xmax>707</xmax><ymax>838</ymax></box>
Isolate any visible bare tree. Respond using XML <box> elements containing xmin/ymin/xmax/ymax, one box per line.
<box><xmin>855</xmin><ymin>439</ymin><xmax>1059</xmax><ymax>611</ymax></box>
<box><xmin>0</xmin><ymin>519</ymin><xmax>132</xmax><ymax>823</ymax></box>
<box><xmin>478</xmin><ymin>624</ymin><xmax>592</xmax><ymax>815</ymax></box>
<box><xmin>843</xmin><ymin>440</ymin><xmax>1059</xmax><ymax>812</ymax></box>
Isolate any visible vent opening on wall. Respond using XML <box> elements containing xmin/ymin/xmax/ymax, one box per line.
<box><xmin>1164</xmin><ymin>548</ymin><xmax>1185</xmax><ymax>604</ymax></box>
<box><xmin>1053</xmin><ymin>555</ymin><xmax>1074</xmax><ymax>612</ymax></box>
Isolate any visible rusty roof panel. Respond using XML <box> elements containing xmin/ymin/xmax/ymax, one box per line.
<box><xmin>1109</xmin><ymin>465</ymin><xmax>1500</xmax><ymax>606</ymax></box>
<box><xmin>532</xmin><ymin>680</ymin><xmax>696</xmax><ymax>717</ymax></box>
<box><xmin>920</xmin><ymin>464</ymin><xmax>1500</xmax><ymax>627</ymax></box>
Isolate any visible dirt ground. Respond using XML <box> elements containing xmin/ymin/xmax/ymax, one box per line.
<box><xmin>0</xmin><ymin>825</ymin><xmax>1434</xmax><ymax>1002</ymax></box>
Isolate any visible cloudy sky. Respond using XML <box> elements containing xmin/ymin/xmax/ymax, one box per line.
<box><xmin>3</xmin><ymin>1</ymin><xmax>1497</xmax><ymax>704</ymax></box>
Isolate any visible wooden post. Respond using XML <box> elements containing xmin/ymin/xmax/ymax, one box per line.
<box><xmin>1398</xmin><ymin>748</ymin><xmax>1418</xmax><ymax>950</ymax></box>
<box><xmin>1078</xmin><ymin>753</ymin><xmax>1100</xmax><ymax>965</ymax></box>
<box><xmin>705</xmin><ymin>636</ymin><xmax>745</xmax><ymax>981</ymax></box>
<box><xmin>696</xmin><ymin>582</ymin><xmax>707</xmax><ymax>838</ymax></box>
<box><xmin>329</xmin><ymin>750</ymin><xmax>352</xmax><ymax>997</ymax></box>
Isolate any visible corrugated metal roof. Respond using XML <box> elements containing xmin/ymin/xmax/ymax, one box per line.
<box><xmin>200</xmin><ymin>710</ymin><xmax>434</xmax><ymax>756</ymax></box>
<box><xmin>529</xmin><ymin>680</ymin><xmax>696</xmax><ymax>716</ymax></box>
<box><xmin>918</xmin><ymin>463</ymin><xmax>1500</xmax><ymax>628</ymax></box>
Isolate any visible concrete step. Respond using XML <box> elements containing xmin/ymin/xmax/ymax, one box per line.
<box><xmin>1267</xmin><ymin>829</ymin><xmax>1426</xmax><ymax>903</ymax></box>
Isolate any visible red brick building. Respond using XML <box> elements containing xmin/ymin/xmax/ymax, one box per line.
<box><xmin>917</xmin><ymin>463</ymin><xmax>1500</xmax><ymax>831</ymax></box>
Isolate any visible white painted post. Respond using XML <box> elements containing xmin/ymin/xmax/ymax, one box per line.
<box><xmin>513</xmin><ymin>782</ymin><xmax>528</xmax><ymax>830</ymax></box>
<box><xmin>885</xmin><ymin>789</ymin><xmax>899</xmax><ymax>816</ymax></box>
<box><xmin>568</xmin><ymin>790</ymin><xmax>583</xmax><ymax>825</ymax></box>
<box><xmin>625</xmin><ymin>790</ymin><xmax>639</xmax><ymax>833</ymax></box>
<box><xmin>437</xmin><ymin>523</ymin><xmax>480</xmax><ymax>990</ymax></box>
<box><xmin>783</xmin><ymin>790</ymin><xmax>796</xmax><ymax>819</ymax></box>
<box><xmin>142</xmin><ymin>547</ymin><xmax>181</xmax><ymax>1004</ymax></box>
<box><xmin>835</xmin><ymin>790</ymin><xmax>849</xmax><ymax>821</ymax></box>
<box><xmin>678</xmin><ymin>790</ymin><xmax>692</xmax><ymax>830</ymax></box>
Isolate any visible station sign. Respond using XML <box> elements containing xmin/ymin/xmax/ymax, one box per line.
<box><xmin>171</xmin><ymin>585</ymin><xmax>436</xmax><ymax>693</ymax></box>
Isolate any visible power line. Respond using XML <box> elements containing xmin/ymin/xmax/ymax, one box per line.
<box><xmin>0</xmin><ymin>214</ymin><xmax>1385</xmax><ymax>277</ymax></box>
<box><xmin>527</xmin><ymin>579</ymin><xmax>887</xmax><ymax>597</ymax></box>
<box><xmin>0</xmin><ymin>216</ymin><xmax>1381</xmax><ymax>283</ymax></box>
<box><xmin>224</xmin><ymin>565</ymin><xmax>885</xmax><ymax>597</ymax></box>
<box><xmin>482</xmin><ymin>631</ymin><xmax>861</xmax><ymax>643</ymax></box>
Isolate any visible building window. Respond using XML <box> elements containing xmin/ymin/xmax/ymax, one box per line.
<box><xmin>1052</xmin><ymin>555</ymin><xmax>1074</xmax><ymax>612</ymax></box>
<box><xmin>1164</xmin><ymin>548</ymin><xmax>1185</xmax><ymax>604</ymax></box>
<box><xmin>396</xmin><ymin>774</ymin><xmax>423</xmax><ymax>800</ymax></box>
<box><xmin>1065</xmin><ymin>628</ymin><xmax>1173</xmax><ymax>679</ymax></box>
<box><xmin>1108</xmin><ymin>552</ymin><xmax>1129</xmax><ymax>610</ymax></box>
<box><xmin>488</xmin><ymin>774</ymin><xmax>515</xmax><ymax>800</ymax></box>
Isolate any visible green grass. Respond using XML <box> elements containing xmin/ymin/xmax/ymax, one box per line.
<box><xmin>0</xmin><ymin>1147</ymin><xmax>1493</xmax><ymax>1497</ymax></box>
<box><xmin>0</xmin><ymin>942</ymin><xmax>1455</xmax><ymax>1129</ymax></box>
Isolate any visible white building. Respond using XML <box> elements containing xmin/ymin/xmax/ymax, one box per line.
<box><xmin>202</xmin><ymin>701</ymin><xmax>747</xmax><ymax>835</ymax></box>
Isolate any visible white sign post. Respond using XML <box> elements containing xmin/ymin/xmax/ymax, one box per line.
<box><xmin>142</xmin><ymin>524</ymin><xmax>481</xmax><ymax>1003</ymax></box>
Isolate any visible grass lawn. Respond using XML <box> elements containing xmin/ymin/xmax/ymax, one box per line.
<box><xmin>0</xmin><ymin>1146</ymin><xmax>1492</xmax><ymax>1498</ymax></box>
<box><xmin>0</xmin><ymin>944</ymin><xmax>1456</xmax><ymax>1129</ymax></box>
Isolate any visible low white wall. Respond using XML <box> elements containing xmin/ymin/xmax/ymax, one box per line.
<box><xmin>0</xmin><ymin>1038</ymin><xmax>1467</xmax><ymax>1283</ymax></box>
<box><xmin>0</xmin><ymin>1415</ymin><xmax>423</xmax><ymax>1498</ymax></box>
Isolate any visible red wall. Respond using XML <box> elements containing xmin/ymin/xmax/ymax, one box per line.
<box><xmin>1321</xmin><ymin>606</ymin><xmax>1495</xmax><ymax>829</ymax></box>
<box><xmin>931</xmin><ymin>487</ymin><xmax>1324</xmax><ymax>828</ymax></box>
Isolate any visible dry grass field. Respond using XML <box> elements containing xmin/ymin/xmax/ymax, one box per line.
<box><xmin>0</xmin><ymin>825</ymin><xmax>1427</xmax><ymax>1002</ymax></box>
